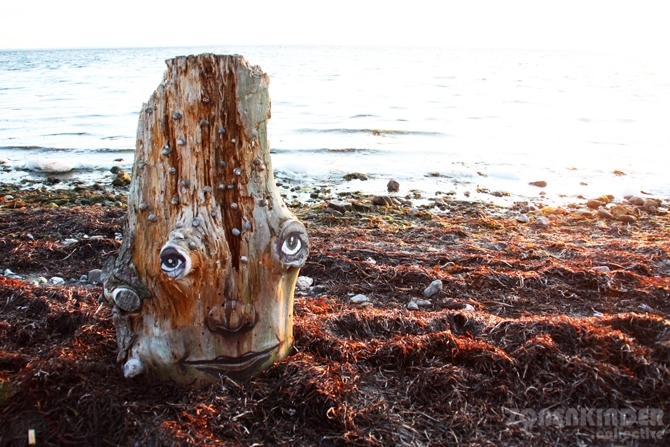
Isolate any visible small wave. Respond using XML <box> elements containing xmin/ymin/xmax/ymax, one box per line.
<box><xmin>22</xmin><ymin>159</ymin><xmax>77</xmax><ymax>173</ymax></box>
<box><xmin>296</xmin><ymin>128</ymin><xmax>444</xmax><ymax>137</ymax></box>
<box><xmin>350</xmin><ymin>114</ymin><xmax>377</xmax><ymax>118</ymax></box>
<box><xmin>270</xmin><ymin>148</ymin><xmax>380</xmax><ymax>154</ymax></box>
<box><xmin>0</xmin><ymin>145</ymin><xmax>43</xmax><ymax>151</ymax></box>
<box><xmin>44</xmin><ymin>132</ymin><xmax>91</xmax><ymax>136</ymax></box>
<box><xmin>0</xmin><ymin>146</ymin><xmax>134</xmax><ymax>153</ymax></box>
<box><xmin>96</xmin><ymin>147</ymin><xmax>135</xmax><ymax>153</ymax></box>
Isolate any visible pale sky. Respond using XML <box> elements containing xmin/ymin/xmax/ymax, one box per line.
<box><xmin>0</xmin><ymin>0</ymin><xmax>668</xmax><ymax>55</ymax></box>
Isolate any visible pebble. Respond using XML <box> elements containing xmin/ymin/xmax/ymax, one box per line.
<box><xmin>87</xmin><ymin>269</ymin><xmax>103</xmax><ymax>284</ymax></box>
<box><xmin>324</xmin><ymin>208</ymin><xmax>344</xmax><ymax>217</ymax></box>
<box><xmin>49</xmin><ymin>277</ymin><xmax>65</xmax><ymax>285</ymax></box>
<box><xmin>350</xmin><ymin>294</ymin><xmax>369</xmax><ymax>304</ymax></box>
<box><xmin>516</xmin><ymin>214</ymin><xmax>529</xmax><ymax>223</ymax></box>
<box><xmin>463</xmin><ymin>304</ymin><xmax>475</xmax><ymax>311</ymax></box>
<box><xmin>112</xmin><ymin>171</ymin><xmax>131</xmax><ymax>187</ymax></box>
<box><xmin>62</xmin><ymin>238</ymin><xmax>79</xmax><ymax>246</ymax></box>
<box><xmin>343</xmin><ymin>173</ymin><xmax>368</xmax><ymax>181</ymax></box>
<box><xmin>327</xmin><ymin>200</ymin><xmax>352</xmax><ymax>214</ymax></box>
<box><xmin>372</xmin><ymin>196</ymin><xmax>401</xmax><ymax>207</ymax></box>
<box><xmin>591</xmin><ymin>266</ymin><xmax>611</xmax><ymax>273</ymax></box>
<box><xmin>407</xmin><ymin>301</ymin><xmax>419</xmax><ymax>310</ymax></box>
<box><xmin>529</xmin><ymin>181</ymin><xmax>547</xmax><ymax>188</ymax></box>
<box><xmin>387</xmin><ymin>180</ymin><xmax>400</xmax><ymax>192</ymax></box>
<box><xmin>415</xmin><ymin>299</ymin><xmax>432</xmax><ymax>307</ymax></box>
<box><xmin>423</xmin><ymin>279</ymin><xmax>442</xmax><ymax>298</ymax></box>
<box><xmin>597</xmin><ymin>209</ymin><xmax>614</xmax><ymax>220</ymax></box>
<box><xmin>627</xmin><ymin>196</ymin><xmax>644</xmax><ymax>206</ymax></box>
<box><xmin>4</xmin><ymin>195</ymin><xmax>14</xmax><ymax>200</ymax></box>
<box><xmin>617</xmin><ymin>214</ymin><xmax>637</xmax><ymax>224</ymax></box>
<box><xmin>351</xmin><ymin>201</ymin><xmax>374</xmax><ymax>213</ymax></box>
<box><xmin>535</xmin><ymin>216</ymin><xmax>550</xmax><ymax>226</ymax></box>
<box><xmin>295</xmin><ymin>276</ymin><xmax>313</xmax><ymax>292</ymax></box>
<box><xmin>587</xmin><ymin>199</ymin><xmax>605</xmax><ymax>210</ymax></box>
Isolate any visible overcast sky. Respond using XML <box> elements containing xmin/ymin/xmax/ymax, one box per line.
<box><xmin>1</xmin><ymin>0</ymin><xmax>667</xmax><ymax>55</ymax></box>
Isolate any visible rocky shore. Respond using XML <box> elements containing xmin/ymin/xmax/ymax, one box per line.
<box><xmin>1</xmin><ymin>175</ymin><xmax>669</xmax><ymax>446</ymax></box>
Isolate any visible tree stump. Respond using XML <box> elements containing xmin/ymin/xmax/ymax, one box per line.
<box><xmin>101</xmin><ymin>54</ymin><xmax>309</xmax><ymax>386</ymax></box>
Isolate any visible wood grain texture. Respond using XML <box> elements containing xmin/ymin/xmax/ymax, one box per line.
<box><xmin>102</xmin><ymin>54</ymin><xmax>309</xmax><ymax>386</ymax></box>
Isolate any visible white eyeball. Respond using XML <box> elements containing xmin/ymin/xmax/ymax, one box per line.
<box><xmin>159</xmin><ymin>244</ymin><xmax>192</xmax><ymax>279</ymax></box>
<box><xmin>276</xmin><ymin>220</ymin><xmax>310</xmax><ymax>268</ymax></box>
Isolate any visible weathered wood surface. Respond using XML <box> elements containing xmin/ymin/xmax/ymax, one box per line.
<box><xmin>102</xmin><ymin>54</ymin><xmax>309</xmax><ymax>386</ymax></box>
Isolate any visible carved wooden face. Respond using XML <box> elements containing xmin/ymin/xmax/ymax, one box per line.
<box><xmin>102</xmin><ymin>55</ymin><xmax>309</xmax><ymax>385</ymax></box>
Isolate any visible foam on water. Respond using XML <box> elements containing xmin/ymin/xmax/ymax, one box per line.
<box><xmin>22</xmin><ymin>158</ymin><xmax>77</xmax><ymax>173</ymax></box>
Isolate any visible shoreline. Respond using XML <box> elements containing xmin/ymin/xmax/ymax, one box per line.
<box><xmin>2</xmin><ymin>155</ymin><xmax>669</xmax><ymax>213</ymax></box>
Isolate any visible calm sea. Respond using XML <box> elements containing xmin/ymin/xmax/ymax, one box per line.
<box><xmin>1</xmin><ymin>46</ymin><xmax>668</xmax><ymax>204</ymax></box>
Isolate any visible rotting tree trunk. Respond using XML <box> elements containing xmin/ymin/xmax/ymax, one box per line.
<box><xmin>101</xmin><ymin>54</ymin><xmax>309</xmax><ymax>386</ymax></box>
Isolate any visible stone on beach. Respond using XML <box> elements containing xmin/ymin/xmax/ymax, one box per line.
<box><xmin>535</xmin><ymin>216</ymin><xmax>550</xmax><ymax>226</ymax></box>
<box><xmin>587</xmin><ymin>199</ymin><xmax>606</xmax><ymax>210</ymax></box>
<box><xmin>327</xmin><ymin>200</ymin><xmax>352</xmax><ymax>214</ymax></box>
<box><xmin>617</xmin><ymin>214</ymin><xmax>637</xmax><ymax>224</ymax></box>
<box><xmin>343</xmin><ymin>173</ymin><xmax>368</xmax><ymax>181</ymax></box>
<box><xmin>423</xmin><ymin>279</ymin><xmax>442</xmax><ymax>298</ymax></box>
<box><xmin>597</xmin><ymin>209</ymin><xmax>614</xmax><ymax>220</ymax></box>
<box><xmin>414</xmin><ymin>299</ymin><xmax>432</xmax><ymax>307</ymax></box>
<box><xmin>387</xmin><ymin>180</ymin><xmax>400</xmax><ymax>192</ymax></box>
<box><xmin>528</xmin><ymin>181</ymin><xmax>547</xmax><ymax>187</ymax></box>
<box><xmin>576</xmin><ymin>210</ymin><xmax>594</xmax><ymax>218</ymax></box>
<box><xmin>49</xmin><ymin>277</ymin><xmax>65</xmax><ymax>285</ymax></box>
<box><xmin>372</xmin><ymin>196</ymin><xmax>401</xmax><ymax>207</ymax></box>
<box><xmin>350</xmin><ymin>294</ymin><xmax>369</xmax><ymax>304</ymax></box>
<box><xmin>627</xmin><ymin>196</ymin><xmax>645</xmax><ymax>206</ymax></box>
<box><xmin>295</xmin><ymin>276</ymin><xmax>314</xmax><ymax>292</ymax></box>
<box><xmin>87</xmin><ymin>269</ymin><xmax>103</xmax><ymax>284</ymax></box>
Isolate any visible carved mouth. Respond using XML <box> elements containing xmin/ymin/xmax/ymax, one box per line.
<box><xmin>181</xmin><ymin>344</ymin><xmax>280</xmax><ymax>379</ymax></box>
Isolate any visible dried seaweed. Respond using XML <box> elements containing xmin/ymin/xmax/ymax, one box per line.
<box><xmin>1</xmin><ymin>198</ymin><xmax>669</xmax><ymax>446</ymax></box>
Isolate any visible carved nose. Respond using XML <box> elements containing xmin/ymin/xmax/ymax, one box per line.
<box><xmin>207</xmin><ymin>300</ymin><xmax>257</xmax><ymax>333</ymax></box>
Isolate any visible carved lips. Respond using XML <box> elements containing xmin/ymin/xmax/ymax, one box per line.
<box><xmin>181</xmin><ymin>344</ymin><xmax>280</xmax><ymax>379</ymax></box>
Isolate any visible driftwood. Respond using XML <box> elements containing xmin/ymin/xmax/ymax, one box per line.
<box><xmin>102</xmin><ymin>54</ymin><xmax>309</xmax><ymax>386</ymax></box>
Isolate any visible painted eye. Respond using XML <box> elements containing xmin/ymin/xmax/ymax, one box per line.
<box><xmin>276</xmin><ymin>220</ymin><xmax>309</xmax><ymax>268</ymax></box>
<box><xmin>160</xmin><ymin>245</ymin><xmax>192</xmax><ymax>279</ymax></box>
<box><xmin>281</xmin><ymin>235</ymin><xmax>302</xmax><ymax>256</ymax></box>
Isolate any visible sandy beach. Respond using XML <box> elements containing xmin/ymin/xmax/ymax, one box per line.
<box><xmin>1</xmin><ymin>175</ymin><xmax>669</xmax><ymax>446</ymax></box>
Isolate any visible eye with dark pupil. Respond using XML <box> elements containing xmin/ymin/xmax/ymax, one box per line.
<box><xmin>160</xmin><ymin>247</ymin><xmax>187</xmax><ymax>278</ymax></box>
<box><xmin>281</xmin><ymin>235</ymin><xmax>301</xmax><ymax>256</ymax></box>
<box><xmin>163</xmin><ymin>255</ymin><xmax>181</xmax><ymax>269</ymax></box>
<box><xmin>276</xmin><ymin>220</ymin><xmax>309</xmax><ymax>268</ymax></box>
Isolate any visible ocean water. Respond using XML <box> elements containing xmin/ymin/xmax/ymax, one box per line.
<box><xmin>1</xmin><ymin>45</ymin><xmax>668</xmax><ymax>205</ymax></box>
